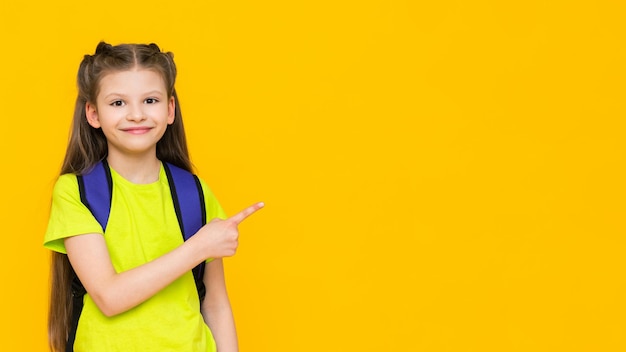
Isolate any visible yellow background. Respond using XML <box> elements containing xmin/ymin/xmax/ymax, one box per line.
<box><xmin>1</xmin><ymin>0</ymin><xmax>625</xmax><ymax>350</ymax></box>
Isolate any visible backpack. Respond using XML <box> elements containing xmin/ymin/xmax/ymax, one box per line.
<box><xmin>67</xmin><ymin>160</ymin><xmax>207</xmax><ymax>351</ymax></box>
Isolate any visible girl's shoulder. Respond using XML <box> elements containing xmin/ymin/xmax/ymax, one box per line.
<box><xmin>52</xmin><ymin>173</ymin><xmax>80</xmax><ymax>197</ymax></box>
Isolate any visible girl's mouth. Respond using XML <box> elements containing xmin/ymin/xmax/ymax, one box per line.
<box><xmin>122</xmin><ymin>127</ymin><xmax>152</xmax><ymax>134</ymax></box>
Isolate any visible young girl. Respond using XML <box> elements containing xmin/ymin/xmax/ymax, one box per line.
<box><xmin>44</xmin><ymin>42</ymin><xmax>262</xmax><ymax>352</ymax></box>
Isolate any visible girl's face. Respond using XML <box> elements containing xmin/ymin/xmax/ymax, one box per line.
<box><xmin>85</xmin><ymin>68</ymin><xmax>175</xmax><ymax>159</ymax></box>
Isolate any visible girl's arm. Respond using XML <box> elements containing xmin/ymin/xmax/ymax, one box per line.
<box><xmin>66</xmin><ymin>232</ymin><xmax>208</xmax><ymax>317</ymax></box>
<box><xmin>202</xmin><ymin>259</ymin><xmax>238</xmax><ymax>352</ymax></box>
<box><xmin>65</xmin><ymin>202</ymin><xmax>262</xmax><ymax>317</ymax></box>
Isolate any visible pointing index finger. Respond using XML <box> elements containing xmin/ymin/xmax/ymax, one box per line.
<box><xmin>230</xmin><ymin>202</ymin><xmax>264</xmax><ymax>225</ymax></box>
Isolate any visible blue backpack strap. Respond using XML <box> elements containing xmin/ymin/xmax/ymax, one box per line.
<box><xmin>77</xmin><ymin>160</ymin><xmax>113</xmax><ymax>231</ymax></box>
<box><xmin>162</xmin><ymin>162</ymin><xmax>207</xmax><ymax>302</ymax></box>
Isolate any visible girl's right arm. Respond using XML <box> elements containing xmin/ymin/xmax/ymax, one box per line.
<box><xmin>65</xmin><ymin>202</ymin><xmax>263</xmax><ymax>317</ymax></box>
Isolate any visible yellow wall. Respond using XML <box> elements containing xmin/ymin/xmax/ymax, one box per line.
<box><xmin>1</xmin><ymin>0</ymin><xmax>625</xmax><ymax>350</ymax></box>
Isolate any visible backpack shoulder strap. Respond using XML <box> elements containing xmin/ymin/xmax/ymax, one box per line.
<box><xmin>162</xmin><ymin>162</ymin><xmax>207</xmax><ymax>302</ymax></box>
<box><xmin>162</xmin><ymin>162</ymin><xmax>207</xmax><ymax>240</ymax></box>
<box><xmin>77</xmin><ymin>160</ymin><xmax>113</xmax><ymax>231</ymax></box>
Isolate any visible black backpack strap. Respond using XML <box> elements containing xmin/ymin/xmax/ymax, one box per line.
<box><xmin>163</xmin><ymin>162</ymin><xmax>208</xmax><ymax>302</ymax></box>
<box><xmin>66</xmin><ymin>277</ymin><xmax>87</xmax><ymax>352</ymax></box>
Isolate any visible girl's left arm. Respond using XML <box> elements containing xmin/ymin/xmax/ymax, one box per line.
<box><xmin>202</xmin><ymin>258</ymin><xmax>238</xmax><ymax>352</ymax></box>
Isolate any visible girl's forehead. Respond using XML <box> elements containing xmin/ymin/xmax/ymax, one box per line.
<box><xmin>98</xmin><ymin>69</ymin><xmax>167</xmax><ymax>95</ymax></box>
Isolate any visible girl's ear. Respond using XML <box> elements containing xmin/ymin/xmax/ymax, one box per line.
<box><xmin>85</xmin><ymin>102</ymin><xmax>101</xmax><ymax>128</ymax></box>
<box><xmin>167</xmin><ymin>96</ymin><xmax>175</xmax><ymax>125</ymax></box>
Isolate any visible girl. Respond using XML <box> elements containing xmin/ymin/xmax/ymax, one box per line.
<box><xmin>44</xmin><ymin>42</ymin><xmax>262</xmax><ymax>352</ymax></box>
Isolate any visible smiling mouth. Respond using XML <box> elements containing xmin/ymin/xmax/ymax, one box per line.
<box><xmin>122</xmin><ymin>127</ymin><xmax>152</xmax><ymax>134</ymax></box>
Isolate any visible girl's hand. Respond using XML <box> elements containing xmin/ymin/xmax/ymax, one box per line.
<box><xmin>196</xmin><ymin>202</ymin><xmax>264</xmax><ymax>258</ymax></box>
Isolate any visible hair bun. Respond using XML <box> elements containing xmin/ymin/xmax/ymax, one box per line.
<box><xmin>95</xmin><ymin>41</ymin><xmax>113</xmax><ymax>55</ymax></box>
<box><xmin>148</xmin><ymin>43</ymin><xmax>161</xmax><ymax>52</ymax></box>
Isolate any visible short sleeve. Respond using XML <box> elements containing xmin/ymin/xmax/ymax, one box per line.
<box><xmin>43</xmin><ymin>174</ymin><xmax>104</xmax><ymax>254</ymax></box>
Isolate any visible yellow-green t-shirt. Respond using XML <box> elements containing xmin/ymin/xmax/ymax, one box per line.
<box><xmin>44</xmin><ymin>163</ymin><xmax>226</xmax><ymax>352</ymax></box>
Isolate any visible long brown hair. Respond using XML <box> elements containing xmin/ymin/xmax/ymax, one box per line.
<box><xmin>49</xmin><ymin>41</ymin><xmax>193</xmax><ymax>352</ymax></box>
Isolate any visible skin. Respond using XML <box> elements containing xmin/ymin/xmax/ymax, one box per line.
<box><xmin>66</xmin><ymin>68</ymin><xmax>262</xmax><ymax>352</ymax></box>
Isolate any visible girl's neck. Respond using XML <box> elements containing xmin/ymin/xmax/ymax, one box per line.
<box><xmin>106</xmin><ymin>151</ymin><xmax>161</xmax><ymax>184</ymax></box>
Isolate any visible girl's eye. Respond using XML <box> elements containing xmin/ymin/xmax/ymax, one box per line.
<box><xmin>145</xmin><ymin>98</ymin><xmax>159</xmax><ymax>104</ymax></box>
<box><xmin>110</xmin><ymin>100</ymin><xmax>124</xmax><ymax>107</ymax></box>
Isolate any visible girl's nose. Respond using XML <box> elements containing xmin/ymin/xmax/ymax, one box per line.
<box><xmin>127</xmin><ymin>105</ymin><xmax>146</xmax><ymax>122</ymax></box>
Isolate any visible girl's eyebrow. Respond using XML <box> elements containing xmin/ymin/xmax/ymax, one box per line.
<box><xmin>102</xmin><ymin>90</ymin><xmax>165</xmax><ymax>100</ymax></box>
